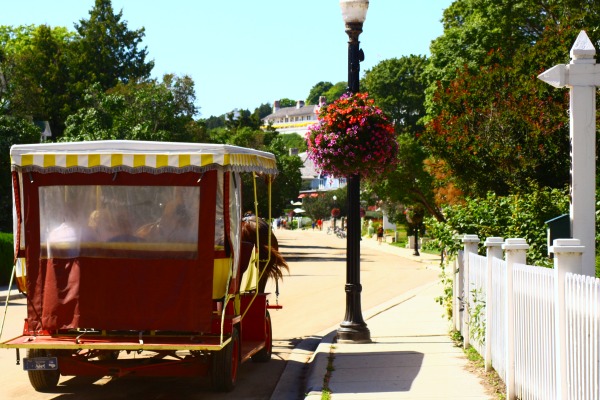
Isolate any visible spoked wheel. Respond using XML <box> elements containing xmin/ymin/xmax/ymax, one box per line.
<box><xmin>27</xmin><ymin>349</ymin><xmax>60</xmax><ymax>392</ymax></box>
<box><xmin>211</xmin><ymin>326</ymin><xmax>240</xmax><ymax>392</ymax></box>
<box><xmin>252</xmin><ymin>310</ymin><xmax>272</xmax><ymax>362</ymax></box>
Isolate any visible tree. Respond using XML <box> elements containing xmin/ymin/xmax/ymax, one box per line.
<box><xmin>302</xmin><ymin>188</ymin><xmax>347</xmax><ymax>221</ymax></box>
<box><xmin>0</xmin><ymin>25</ymin><xmax>74</xmax><ymax>136</ymax></box>
<box><xmin>0</xmin><ymin>116</ymin><xmax>40</xmax><ymax>232</ymax></box>
<box><xmin>72</xmin><ymin>0</ymin><xmax>153</xmax><ymax>92</ymax></box>
<box><xmin>269</xmin><ymin>141</ymin><xmax>304</xmax><ymax>217</ymax></box>
<box><xmin>425</xmin><ymin>185</ymin><xmax>569</xmax><ymax>265</ymax></box>
<box><xmin>278</xmin><ymin>98</ymin><xmax>296</xmax><ymax>108</ymax></box>
<box><xmin>362</xmin><ymin>56</ymin><xmax>428</xmax><ymax>134</ymax></box>
<box><xmin>278</xmin><ymin>133</ymin><xmax>307</xmax><ymax>153</ymax></box>
<box><xmin>365</xmin><ymin>133</ymin><xmax>444</xmax><ymax>221</ymax></box>
<box><xmin>423</xmin><ymin>0</ymin><xmax>600</xmax><ymax>118</ymax></box>
<box><xmin>63</xmin><ymin>76</ymin><xmax>201</xmax><ymax>142</ymax></box>
<box><xmin>422</xmin><ymin>34</ymin><xmax>572</xmax><ymax>197</ymax></box>
<box><xmin>422</xmin><ymin>0</ymin><xmax>600</xmax><ymax>196</ymax></box>
<box><xmin>361</xmin><ymin>56</ymin><xmax>443</xmax><ymax>219</ymax></box>
<box><xmin>306</xmin><ymin>81</ymin><xmax>333</xmax><ymax>104</ymax></box>
<box><xmin>204</xmin><ymin>115</ymin><xmax>226</xmax><ymax>130</ymax></box>
<box><xmin>425</xmin><ymin>0</ymin><xmax>543</xmax><ymax>97</ymax></box>
<box><xmin>253</xmin><ymin>102</ymin><xmax>273</xmax><ymax>120</ymax></box>
<box><xmin>237</xmin><ymin>135</ymin><xmax>303</xmax><ymax>217</ymax></box>
<box><xmin>323</xmin><ymin>81</ymin><xmax>347</xmax><ymax>103</ymax></box>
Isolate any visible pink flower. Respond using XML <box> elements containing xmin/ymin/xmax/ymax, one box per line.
<box><xmin>305</xmin><ymin>92</ymin><xmax>398</xmax><ymax>180</ymax></box>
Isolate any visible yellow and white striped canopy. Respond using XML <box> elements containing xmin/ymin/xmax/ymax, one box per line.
<box><xmin>11</xmin><ymin>141</ymin><xmax>278</xmax><ymax>175</ymax></box>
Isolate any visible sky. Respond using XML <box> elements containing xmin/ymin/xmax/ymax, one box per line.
<box><xmin>1</xmin><ymin>0</ymin><xmax>454</xmax><ymax>118</ymax></box>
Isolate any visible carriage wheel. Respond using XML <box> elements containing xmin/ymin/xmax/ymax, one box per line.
<box><xmin>27</xmin><ymin>349</ymin><xmax>60</xmax><ymax>392</ymax></box>
<box><xmin>252</xmin><ymin>310</ymin><xmax>272</xmax><ymax>362</ymax></box>
<box><xmin>211</xmin><ymin>326</ymin><xmax>240</xmax><ymax>392</ymax></box>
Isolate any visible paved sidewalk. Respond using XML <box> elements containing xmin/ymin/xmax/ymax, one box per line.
<box><xmin>300</xmin><ymin>236</ymin><xmax>493</xmax><ymax>399</ymax></box>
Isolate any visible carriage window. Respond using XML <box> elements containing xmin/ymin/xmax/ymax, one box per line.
<box><xmin>39</xmin><ymin>185</ymin><xmax>199</xmax><ymax>259</ymax></box>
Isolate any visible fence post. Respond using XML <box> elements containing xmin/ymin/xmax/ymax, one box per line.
<box><xmin>462</xmin><ymin>234</ymin><xmax>480</xmax><ymax>349</ymax></box>
<box><xmin>502</xmin><ymin>238</ymin><xmax>529</xmax><ymax>400</ymax></box>
<box><xmin>453</xmin><ymin>256</ymin><xmax>461</xmax><ymax>332</ymax></box>
<box><xmin>538</xmin><ymin>31</ymin><xmax>598</xmax><ymax>275</ymax></box>
<box><xmin>484</xmin><ymin>237</ymin><xmax>504</xmax><ymax>372</ymax></box>
<box><xmin>551</xmin><ymin>238</ymin><xmax>584</xmax><ymax>400</ymax></box>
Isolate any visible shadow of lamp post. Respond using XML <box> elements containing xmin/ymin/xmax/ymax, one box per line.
<box><xmin>337</xmin><ymin>0</ymin><xmax>371</xmax><ymax>344</ymax></box>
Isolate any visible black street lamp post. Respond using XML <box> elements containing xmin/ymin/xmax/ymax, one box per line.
<box><xmin>337</xmin><ymin>0</ymin><xmax>371</xmax><ymax>343</ymax></box>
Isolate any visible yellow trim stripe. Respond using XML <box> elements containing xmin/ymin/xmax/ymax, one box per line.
<box><xmin>13</xmin><ymin>152</ymin><xmax>276</xmax><ymax>172</ymax></box>
<box><xmin>156</xmin><ymin>154</ymin><xmax>168</xmax><ymax>168</ymax></box>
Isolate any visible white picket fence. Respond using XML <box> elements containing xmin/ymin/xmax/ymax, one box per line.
<box><xmin>455</xmin><ymin>235</ymin><xmax>600</xmax><ymax>400</ymax></box>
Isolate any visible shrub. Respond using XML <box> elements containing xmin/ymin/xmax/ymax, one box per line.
<box><xmin>425</xmin><ymin>185</ymin><xmax>569</xmax><ymax>266</ymax></box>
<box><xmin>0</xmin><ymin>233</ymin><xmax>14</xmax><ymax>286</ymax></box>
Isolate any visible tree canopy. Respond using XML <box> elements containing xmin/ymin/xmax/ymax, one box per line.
<box><xmin>421</xmin><ymin>0</ymin><xmax>600</xmax><ymax>198</ymax></box>
<box><xmin>362</xmin><ymin>55</ymin><xmax>428</xmax><ymax>134</ymax></box>
<box><xmin>72</xmin><ymin>0</ymin><xmax>153</xmax><ymax>91</ymax></box>
<box><xmin>306</xmin><ymin>81</ymin><xmax>333</xmax><ymax>104</ymax></box>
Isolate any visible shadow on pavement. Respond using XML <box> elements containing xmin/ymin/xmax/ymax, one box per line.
<box><xmin>327</xmin><ymin>350</ymin><xmax>424</xmax><ymax>395</ymax></box>
<box><xmin>282</xmin><ymin>256</ymin><xmax>346</xmax><ymax>263</ymax></box>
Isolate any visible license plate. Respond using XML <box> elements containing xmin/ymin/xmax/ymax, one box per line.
<box><xmin>23</xmin><ymin>357</ymin><xmax>58</xmax><ymax>371</ymax></box>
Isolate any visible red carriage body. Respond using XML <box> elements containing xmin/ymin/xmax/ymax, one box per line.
<box><xmin>1</xmin><ymin>141</ymin><xmax>280</xmax><ymax>392</ymax></box>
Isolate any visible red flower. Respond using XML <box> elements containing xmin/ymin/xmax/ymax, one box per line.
<box><xmin>305</xmin><ymin>92</ymin><xmax>398</xmax><ymax>180</ymax></box>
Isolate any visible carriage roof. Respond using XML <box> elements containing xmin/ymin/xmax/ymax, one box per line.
<box><xmin>10</xmin><ymin>140</ymin><xmax>278</xmax><ymax>175</ymax></box>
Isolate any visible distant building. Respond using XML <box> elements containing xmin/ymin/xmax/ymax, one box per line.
<box><xmin>261</xmin><ymin>96</ymin><xmax>326</xmax><ymax>136</ymax></box>
<box><xmin>298</xmin><ymin>151</ymin><xmax>346</xmax><ymax>197</ymax></box>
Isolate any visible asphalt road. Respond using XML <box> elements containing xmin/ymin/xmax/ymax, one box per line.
<box><xmin>0</xmin><ymin>228</ymin><xmax>439</xmax><ymax>399</ymax></box>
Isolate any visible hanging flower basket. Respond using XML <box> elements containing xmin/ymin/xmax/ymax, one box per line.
<box><xmin>331</xmin><ymin>208</ymin><xmax>341</xmax><ymax>218</ymax></box>
<box><xmin>305</xmin><ymin>92</ymin><xmax>398</xmax><ymax>179</ymax></box>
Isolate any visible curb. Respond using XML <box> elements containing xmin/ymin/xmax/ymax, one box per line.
<box><xmin>0</xmin><ymin>287</ymin><xmax>24</xmax><ymax>304</ymax></box>
<box><xmin>303</xmin><ymin>329</ymin><xmax>337</xmax><ymax>398</ymax></box>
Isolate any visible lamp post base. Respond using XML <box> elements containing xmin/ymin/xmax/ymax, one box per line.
<box><xmin>338</xmin><ymin>281</ymin><xmax>371</xmax><ymax>344</ymax></box>
<box><xmin>337</xmin><ymin>324</ymin><xmax>371</xmax><ymax>343</ymax></box>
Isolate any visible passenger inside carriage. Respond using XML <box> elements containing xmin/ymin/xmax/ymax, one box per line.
<box><xmin>41</xmin><ymin>184</ymin><xmax>202</xmax><ymax>260</ymax></box>
<box><xmin>88</xmin><ymin>207</ymin><xmax>138</xmax><ymax>242</ymax></box>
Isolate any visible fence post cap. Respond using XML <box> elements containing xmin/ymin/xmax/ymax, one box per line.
<box><xmin>550</xmin><ymin>238</ymin><xmax>585</xmax><ymax>253</ymax></box>
<box><xmin>462</xmin><ymin>234</ymin><xmax>480</xmax><ymax>243</ymax></box>
<box><xmin>571</xmin><ymin>30</ymin><xmax>596</xmax><ymax>63</ymax></box>
<box><xmin>502</xmin><ymin>238</ymin><xmax>530</xmax><ymax>250</ymax></box>
<box><xmin>484</xmin><ymin>237</ymin><xmax>504</xmax><ymax>247</ymax></box>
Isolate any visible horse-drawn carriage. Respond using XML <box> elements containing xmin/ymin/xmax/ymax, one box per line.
<box><xmin>1</xmin><ymin>140</ymin><xmax>286</xmax><ymax>392</ymax></box>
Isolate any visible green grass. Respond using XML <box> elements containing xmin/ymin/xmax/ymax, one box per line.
<box><xmin>320</xmin><ymin>343</ymin><xmax>336</xmax><ymax>400</ymax></box>
<box><xmin>449</xmin><ymin>330</ymin><xmax>506</xmax><ymax>399</ymax></box>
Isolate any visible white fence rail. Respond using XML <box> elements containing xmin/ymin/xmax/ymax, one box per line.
<box><xmin>490</xmin><ymin>256</ymin><xmax>507</xmax><ymax>382</ymax></box>
<box><xmin>513</xmin><ymin>263</ymin><xmax>555</xmax><ymax>400</ymax></box>
<box><xmin>565</xmin><ymin>274</ymin><xmax>600</xmax><ymax>400</ymax></box>
<box><xmin>457</xmin><ymin>236</ymin><xmax>600</xmax><ymax>400</ymax></box>
<box><xmin>468</xmin><ymin>253</ymin><xmax>487</xmax><ymax>356</ymax></box>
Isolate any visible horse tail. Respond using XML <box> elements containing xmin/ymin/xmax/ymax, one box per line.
<box><xmin>265</xmin><ymin>243</ymin><xmax>289</xmax><ymax>282</ymax></box>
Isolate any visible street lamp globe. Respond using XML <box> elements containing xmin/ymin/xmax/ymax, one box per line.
<box><xmin>340</xmin><ymin>0</ymin><xmax>369</xmax><ymax>24</ymax></box>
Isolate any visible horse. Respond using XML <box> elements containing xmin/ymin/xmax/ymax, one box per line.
<box><xmin>241</xmin><ymin>215</ymin><xmax>288</xmax><ymax>293</ymax></box>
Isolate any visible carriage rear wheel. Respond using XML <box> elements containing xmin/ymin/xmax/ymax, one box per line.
<box><xmin>27</xmin><ymin>349</ymin><xmax>60</xmax><ymax>392</ymax></box>
<box><xmin>210</xmin><ymin>326</ymin><xmax>240</xmax><ymax>392</ymax></box>
<box><xmin>251</xmin><ymin>310</ymin><xmax>272</xmax><ymax>362</ymax></box>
